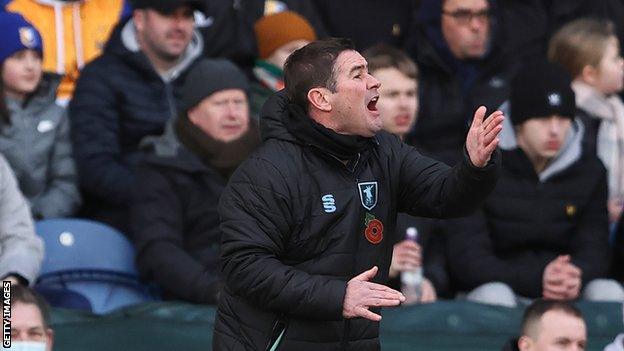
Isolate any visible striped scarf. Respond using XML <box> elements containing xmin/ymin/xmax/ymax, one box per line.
<box><xmin>253</xmin><ymin>60</ymin><xmax>284</xmax><ymax>92</ymax></box>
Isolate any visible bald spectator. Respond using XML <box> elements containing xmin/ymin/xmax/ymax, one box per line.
<box><xmin>502</xmin><ymin>300</ymin><xmax>586</xmax><ymax>351</ymax></box>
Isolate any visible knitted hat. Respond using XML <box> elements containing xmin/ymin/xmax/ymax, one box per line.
<box><xmin>131</xmin><ymin>0</ymin><xmax>205</xmax><ymax>14</ymax></box>
<box><xmin>510</xmin><ymin>61</ymin><xmax>576</xmax><ymax>126</ymax></box>
<box><xmin>254</xmin><ymin>11</ymin><xmax>317</xmax><ymax>59</ymax></box>
<box><xmin>182</xmin><ymin>59</ymin><xmax>249</xmax><ymax>111</ymax></box>
<box><xmin>0</xmin><ymin>12</ymin><xmax>43</xmax><ymax>64</ymax></box>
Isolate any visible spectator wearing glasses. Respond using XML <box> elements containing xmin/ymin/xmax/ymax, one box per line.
<box><xmin>404</xmin><ymin>0</ymin><xmax>516</xmax><ymax>165</ymax></box>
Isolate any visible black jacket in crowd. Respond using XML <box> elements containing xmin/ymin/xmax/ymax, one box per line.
<box><xmin>131</xmin><ymin>125</ymin><xmax>224</xmax><ymax>304</ymax></box>
<box><xmin>404</xmin><ymin>0</ymin><xmax>516</xmax><ymax>165</ymax></box>
<box><xmin>69</xmin><ymin>18</ymin><xmax>203</xmax><ymax>231</ymax></box>
<box><xmin>212</xmin><ymin>92</ymin><xmax>500</xmax><ymax>351</ymax></box>
<box><xmin>312</xmin><ymin>0</ymin><xmax>419</xmax><ymax>50</ymax></box>
<box><xmin>445</xmin><ymin>126</ymin><xmax>610</xmax><ymax>298</ymax></box>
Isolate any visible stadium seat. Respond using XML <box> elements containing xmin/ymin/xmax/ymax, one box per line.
<box><xmin>34</xmin><ymin>218</ymin><xmax>158</xmax><ymax>314</ymax></box>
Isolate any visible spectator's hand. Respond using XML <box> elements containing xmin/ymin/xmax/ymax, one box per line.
<box><xmin>465</xmin><ymin>106</ymin><xmax>504</xmax><ymax>167</ymax></box>
<box><xmin>607</xmin><ymin>198</ymin><xmax>624</xmax><ymax>224</ymax></box>
<box><xmin>389</xmin><ymin>240</ymin><xmax>422</xmax><ymax>279</ymax></box>
<box><xmin>543</xmin><ymin>255</ymin><xmax>581</xmax><ymax>300</ymax></box>
<box><xmin>543</xmin><ymin>255</ymin><xmax>570</xmax><ymax>300</ymax></box>
<box><xmin>418</xmin><ymin>278</ymin><xmax>437</xmax><ymax>304</ymax></box>
<box><xmin>562</xmin><ymin>261</ymin><xmax>582</xmax><ymax>300</ymax></box>
<box><xmin>343</xmin><ymin>266</ymin><xmax>406</xmax><ymax>321</ymax></box>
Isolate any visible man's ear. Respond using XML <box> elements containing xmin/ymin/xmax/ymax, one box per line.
<box><xmin>307</xmin><ymin>87</ymin><xmax>332</xmax><ymax>112</ymax></box>
<box><xmin>518</xmin><ymin>335</ymin><xmax>533</xmax><ymax>351</ymax></box>
<box><xmin>580</xmin><ymin>64</ymin><xmax>599</xmax><ymax>87</ymax></box>
<box><xmin>45</xmin><ymin>328</ymin><xmax>54</xmax><ymax>351</ymax></box>
<box><xmin>133</xmin><ymin>9</ymin><xmax>146</xmax><ymax>32</ymax></box>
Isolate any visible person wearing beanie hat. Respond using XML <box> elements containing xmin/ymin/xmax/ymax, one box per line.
<box><xmin>443</xmin><ymin>61</ymin><xmax>624</xmax><ymax>307</ymax></box>
<box><xmin>3</xmin><ymin>0</ymin><xmax>130</xmax><ymax>102</ymax></box>
<box><xmin>510</xmin><ymin>61</ymin><xmax>576</xmax><ymax>127</ymax></box>
<box><xmin>130</xmin><ymin>58</ymin><xmax>259</xmax><ymax>305</ymax></box>
<box><xmin>0</xmin><ymin>12</ymin><xmax>81</xmax><ymax>220</ymax></box>
<box><xmin>250</xmin><ymin>11</ymin><xmax>317</xmax><ymax>117</ymax></box>
<box><xmin>0</xmin><ymin>12</ymin><xmax>42</xmax><ymax>65</ymax></box>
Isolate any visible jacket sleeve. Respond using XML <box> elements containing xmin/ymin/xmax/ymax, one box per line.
<box><xmin>31</xmin><ymin>111</ymin><xmax>82</xmax><ymax>218</ymax></box>
<box><xmin>444</xmin><ymin>212</ymin><xmax>553</xmax><ymax>297</ymax></box>
<box><xmin>69</xmin><ymin>62</ymin><xmax>135</xmax><ymax>205</ymax></box>
<box><xmin>0</xmin><ymin>156</ymin><xmax>43</xmax><ymax>285</ymax></box>
<box><xmin>131</xmin><ymin>166</ymin><xmax>221</xmax><ymax>304</ymax></box>
<box><xmin>569</xmin><ymin>165</ymin><xmax>610</xmax><ymax>285</ymax></box>
<box><xmin>397</xmin><ymin>140</ymin><xmax>501</xmax><ymax>218</ymax></box>
<box><xmin>219</xmin><ymin>157</ymin><xmax>347</xmax><ymax>320</ymax></box>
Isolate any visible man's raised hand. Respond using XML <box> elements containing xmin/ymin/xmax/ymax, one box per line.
<box><xmin>466</xmin><ymin>106</ymin><xmax>504</xmax><ymax>167</ymax></box>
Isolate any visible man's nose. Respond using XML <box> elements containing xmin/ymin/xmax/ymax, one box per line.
<box><xmin>367</xmin><ymin>74</ymin><xmax>381</xmax><ymax>89</ymax></box>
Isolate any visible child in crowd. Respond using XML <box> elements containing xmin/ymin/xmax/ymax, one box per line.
<box><xmin>549</xmin><ymin>18</ymin><xmax>624</xmax><ymax>224</ymax></box>
<box><xmin>0</xmin><ymin>12</ymin><xmax>80</xmax><ymax>219</ymax></box>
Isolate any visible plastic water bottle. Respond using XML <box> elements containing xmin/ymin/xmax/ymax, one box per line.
<box><xmin>401</xmin><ymin>227</ymin><xmax>423</xmax><ymax>303</ymax></box>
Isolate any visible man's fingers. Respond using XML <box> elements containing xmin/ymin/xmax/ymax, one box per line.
<box><xmin>354</xmin><ymin>266</ymin><xmax>378</xmax><ymax>282</ymax></box>
<box><xmin>543</xmin><ymin>290</ymin><xmax>567</xmax><ymax>300</ymax></box>
<box><xmin>482</xmin><ymin>138</ymin><xmax>499</xmax><ymax>156</ymax></box>
<box><xmin>544</xmin><ymin>283</ymin><xmax>568</xmax><ymax>294</ymax></box>
<box><xmin>368</xmin><ymin>283</ymin><xmax>405</xmax><ymax>296</ymax></box>
<box><xmin>364</xmin><ymin>296</ymin><xmax>403</xmax><ymax>307</ymax></box>
<box><xmin>482</xmin><ymin>112</ymin><xmax>504</xmax><ymax>132</ymax></box>
<box><xmin>483</xmin><ymin>125</ymin><xmax>503</xmax><ymax>145</ymax></box>
<box><xmin>471</xmin><ymin>106</ymin><xmax>487</xmax><ymax>129</ymax></box>
<box><xmin>356</xmin><ymin>307</ymin><xmax>382</xmax><ymax>322</ymax></box>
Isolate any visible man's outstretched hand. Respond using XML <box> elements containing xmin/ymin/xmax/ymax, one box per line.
<box><xmin>343</xmin><ymin>266</ymin><xmax>406</xmax><ymax>321</ymax></box>
<box><xmin>466</xmin><ymin>106</ymin><xmax>504</xmax><ymax>168</ymax></box>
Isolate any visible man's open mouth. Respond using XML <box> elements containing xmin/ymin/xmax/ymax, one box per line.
<box><xmin>367</xmin><ymin>95</ymin><xmax>379</xmax><ymax>112</ymax></box>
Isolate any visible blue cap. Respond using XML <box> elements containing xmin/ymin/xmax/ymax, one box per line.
<box><xmin>0</xmin><ymin>12</ymin><xmax>43</xmax><ymax>64</ymax></box>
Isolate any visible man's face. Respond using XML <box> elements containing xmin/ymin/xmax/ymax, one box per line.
<box><xmin>10</xmin><ymin>302</ymin><xmax>53</xmax><ymax>351</ymax></box>
<box><xmin>188</xmin><ymin>89</ymin><xmax>250</xmax><ymax>142</ymax></box>
<box><xmin>441</xmin><ymin>0</ymin><xmax>491</xmax><ymax>60</ymax></box>
<box><xmin>516</xmin><ymin>115</ymin><xmax>571</xmax><ymax>164</ymax></box>
<box><xmin>267</xmin><ymin>39</ymin><xmax>311</xmax><ymax>70</ymax></box>
<box><xmin>519</xmin><ymin>310</ymin><xmax>586</xmax><ymax>351</ymax></box>
<box><xmin>134</xmin><ymin>5</ymin><xmax>195</xmax><ymax>62</ymax></box>
<box><xmin>326</xmin><ymin>50</ymin><xmax>382</xmax><ymax>137</ymax></box>
<box><xmin>373</xmin><ymin>67</ymin><xmax>418</xmax><ymax>138</ymax></box>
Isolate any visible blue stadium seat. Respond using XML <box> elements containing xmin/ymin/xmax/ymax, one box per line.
<box><xmin>34</xmin><ymin>218</ymin><xmax>158</xmax><ymax>314</ymax></box>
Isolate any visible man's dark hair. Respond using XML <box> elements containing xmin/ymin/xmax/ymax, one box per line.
<box><xmin>283</xmin><ymin>37</ymin><xmax>356</xmax><ymax>111</ymax></box>
<box><xmin>521</xmin><ymin>299</ymin><xmax>583</xmax><ymax>337</ymax></box>
<box><xmin>11</xmin><ymin>284</ymin><xmax>51</xmax><ymax>328</ymax></box>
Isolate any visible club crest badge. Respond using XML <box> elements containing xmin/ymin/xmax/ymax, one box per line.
<box><xmin>19</xmin><ymin>27</ymin><xmax>38</xmax><ymax>48</ymax></box>
<box><xmin>358</xmin><ymin>181</ymin><xmax>378</xmax><ymax>210</ymax></box>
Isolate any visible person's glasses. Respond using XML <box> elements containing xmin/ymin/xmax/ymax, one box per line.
<box><xmin>442</xmin><ymin>9</ymin><xmax>491</xmax><ymax>25</ymax></box>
